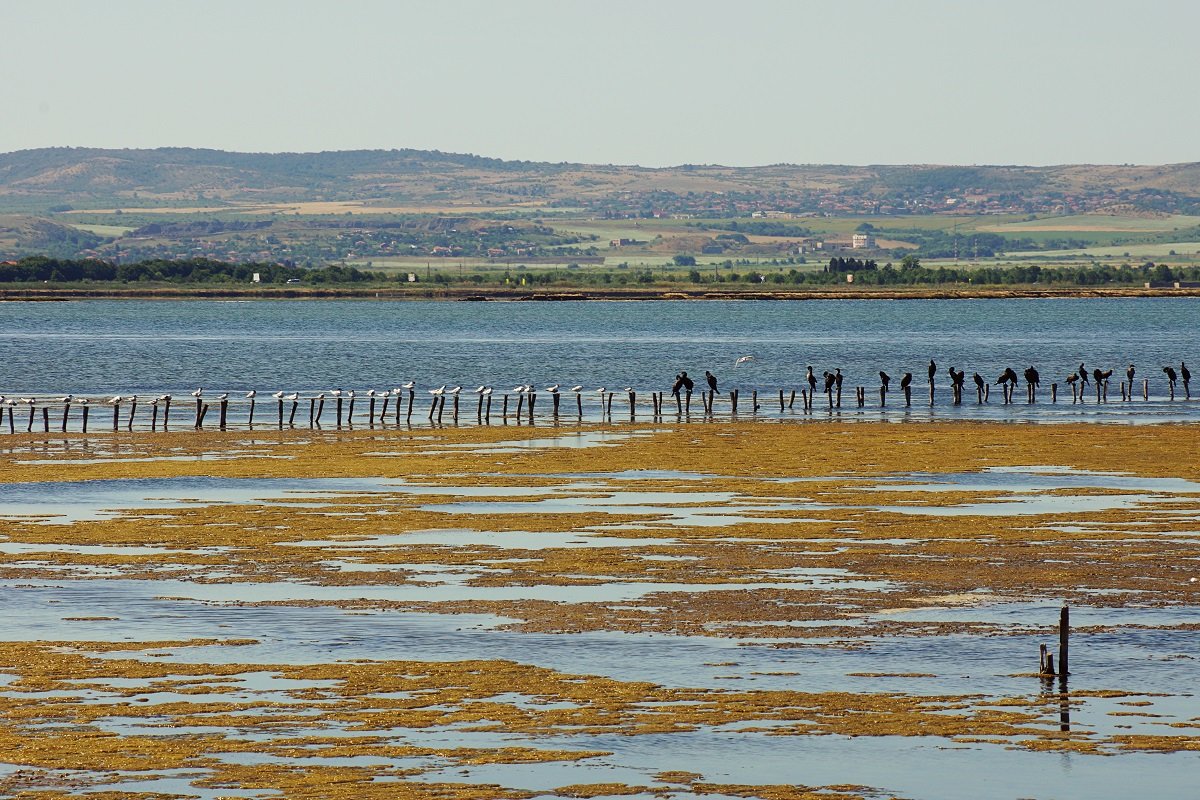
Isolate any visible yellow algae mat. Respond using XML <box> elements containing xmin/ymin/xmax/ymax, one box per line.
<box><xmin>0</xmin><ymin>422</ymin><xmax>1198</xmax><ymax>799</ymax></box>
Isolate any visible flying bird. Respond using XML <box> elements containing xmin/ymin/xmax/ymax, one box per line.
<box><xmin>734</xmin><ymin>355</ymin><xmax>756</xmax><ymax>367</ymax></box>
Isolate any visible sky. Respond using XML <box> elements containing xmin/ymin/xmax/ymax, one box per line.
<box><xmin>3</xmin><ymin>0</ymin><xmax>1198</xmax><ymax>167</ymax></box>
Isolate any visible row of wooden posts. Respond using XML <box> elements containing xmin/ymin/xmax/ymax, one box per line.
<box><xmin>0</xmin><ymin>376</ymin><xmax>1192</xmax><ymax>434</ymax></box>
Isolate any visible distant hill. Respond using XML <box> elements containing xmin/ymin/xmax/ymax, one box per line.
<box><xmin>2</xmin><ymin>147</ymin><xmax>1200</xmax><ymax>217</ymax></box>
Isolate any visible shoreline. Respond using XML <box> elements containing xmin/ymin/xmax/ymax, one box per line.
<box><xmin>3</xmin><ymin>285</ymin><xmax>1200</xmax><ymax>301</ymax></box>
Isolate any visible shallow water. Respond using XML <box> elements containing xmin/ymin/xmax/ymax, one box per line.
<box><xmin>1</xmin><ymin>298</ymin><xmax>1198</xmax><ymax>428</ymax></box>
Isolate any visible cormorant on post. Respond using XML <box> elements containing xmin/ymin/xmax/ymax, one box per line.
<box><xmin>806</xmin><ymin>366</ymin><xmax>817</xmax><ymax>393</ymax></box>
<box><xmin>823</xmin><ymin>371</ymin><xmax>836</xmax><ymax>392</ymax></box>
<box><xmin>1024</xmin><ymin>366</ymin><xmax>1040</xmax><ymax>388</ymax></box>
<box><xmin>1164</xmin><ymin>365</ymin><xmax>1178</xmax><ymax>386</ymax></box>
<box><xmin>1182</xmin><ymin>362</ymin><xmax>1191</xmax><ymax>397</ymax></box>
<box><xmin>899</xmin><ymin>373</ymin><xmax>912</xmax><ymax>391</ymax></box>
<box><xmin>1127</xmin><ymin>364</ymin><xmax>1136</xmax><ymax>384</ymax></box>
<box><xmin>928</xmin><ymin>359</ymin><xmax>937</xmax><ymax>383</ymax></box>
<box><xmin>972</xmin><ymin>373</ymin><xmax>985</xmax><ymax>390</ymax></box>
<box><xmin>1065</xmin><ymin>372</ymin><xmax>1078</xmax><ymax>386</ymax></box>
<box><xmin>1094</xmin><ymin>368</ymin><xmax>1112</xmax><ymax>385</ymax></box>
<box><xmin>834</xmin><ymin>368</ymin><xmax>843</xmax><ymax>390</ymax></box>
<box><xmin>1078</xmin><ymin>363</ymin><xmax>1089</xmax><ymax>386</ymax></box>
<box><xmin>880</xmin><ymin>371</ymin><xmax>891</xmax><ymax>392</ymax></box>
<box><xmin>671</xmin><ymin>373</ymin><xmax>684</xmax><ymax>397</ymax></box>
<box><xmin>705</xmin><ymin>370</ymin><xmax>718</xmax><ymax>394</ymax></box>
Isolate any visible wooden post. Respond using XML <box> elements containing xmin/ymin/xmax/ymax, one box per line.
<box><xmin>248</xmin><ymin>396</ymin><xmax>256</xmax><ymax>427</ymax></box>
<box><xmin>219</xmin><ymin>398</ymin><xmax>228</xmax><ymax>429</ymax></box>
<box><xmin>751</xmin><ymin>389</ymin><xmax>757</xmax><ymax>413</ymax></box>
<box><xmin>198</xmin><ymin>403</ymin><xmax>210</xmax><ymax>427</ymax></box>
<box><xmin>730</xmin><ymin>388</ymin><xmax>738</xmax><ymax>415</ymax></box>
<box><xmin>878</xmin><ymin>387</ymin><xmax>886</xmax><ymax>407</ymax></box>
<box><xmin>335</xmin><ymin>396</ymin><xmax>343</xmax><ymax>427</ymax></box>
<box><xmin>112</xmin><ymin>401</ymin><xmax>120</xmax><ymax>431</ymax></box>
<box><xmin>576</xmin><ymin>392</ymin><xmax>582</xmax><ymax>418</ymax></box>
<box><xmin>285</xmin><ymin>399</ymin><xmax>295</xmax><ymax>426</ymax></box>
<box><xmin>61</xmin><ymin>401</ymin><xmax>70</xmax><ymax>433</ymax></box>
<box><xmin>502</xmin><ymin>394</ymin><xmax>509</xmax><ymax>420</ymax></box>
<box><xmin>802</xmin><ymin>389</ymin><xmax>809</xmax><ymax>410</ymax></box>
<box><xmin>80</xmin><ymin>403</ymin><xmax>89</xmax><ymax>433</ymax></box>
<box><xmin>675</xmin><ymin>391</ymin><xmax>682</xmax><ymax>415</ymax></box>
<box><xmin>984</xmin><ymin>384</ymin><xmax>990</xmax><ymax>403</ymax></box>
<box><xmin>127</xmin><ymin>397</ymin><xmax>137</xmax><ymax>430</ymax></box>
<box><xmin>42</xmin><ymin>406</ymin><xmax>51</xmax><ymax>432</ymax></box>
<box><xmin>194</xmin><ymin>398</ymin><xmax>203</xmax><ymax>429</ymax></box>
<box><xmin>452</xmin><ymin>392</ymin><xmax>460</xmax><ymax>423</ymax></box>
<box><xmin>1120</xmin><ymin>382</ymin><xmax>1127</xmax><ymax>402</ymax></box>
<box><xmin>1058</xmin><ymin>606</ymin><xmax>1070</xmax><ymax>677</ymax></box>
<box><xmin>1142</xmin><ymin>378</ymin><xmax>1148</xmax><ymax>401</ymax></box>
<box><xmin>277</xmin><ymin>397</ymin><xmax>284</xmax><ymax>428</ymax></box>
<box><xmin>438</xmin><ymin>395</ymin><xmax>446</xmax><ymax>424</ymax></box>
<box><xmin>928</xmin><ymin>384</ymin><xmax>934</xmax><ymax>406</ymax></box>
<box><xmin>151</xmin><ymin>403</ymin><xmax>159</xmax><ymax>431</ymax></box>
<box><xmin>1051</xmin><ymin>383</ymin><xmax>1057</xmax><ymax>403</ymax></box>
<box><xmin>552</xmin><ymin>392</ymin><xmax>560</xmax><ymax>417</ymax></box>
<box><xmin>316</xmin><ymin>396</ymin><xmax>325</xmax><ymax>426</ymax></box>
<box><xmin>903</xmin><ymin>386</ymin><xmax>911</xmax><ymax>407</ymax></box>
<box><xmin>779</xmin><ymin>389</ymin><xmax>785</xmax><ymax>411</ymax></box>
<box><xmin>1040</xmin><ymin>643</ymin><xmax>1055</xmax><ymax>676</ymax></box>
<box><xmin>26</xmin><ymin>403</ymin><xmax>34</xmax><ymax>432</ymax></box>
<box><xmin>477</xmin><ymin>392</ymin><xmax>484</xmax><ymax>422</ymax></box>
<box><xmin>368</xmin><ymin>394</ymin><xmax>377</xmax><ymax>424</ymax></box>
<box><xmin>347</xmin><ymin>394</ymin><xmax>356</xmax><ymax>424</ymax></box>
<box><xmin>163</xmin><ymin>397</ymin><xmax>171</xmax><ymax>429</ymax></box>
<box><xmin>628</xmin><ymin>390</ymin><xmax>636</xmax><ymax>418</ymax></box>
<box><xmin>684</xmin><ymin>390</ymin><xmax>691</xmax><ymax>414</ymax></box>
<box><xmin>309</xmin><ymin>398</ymin><xmax>316</xmax><ymax>428</ymax></box>
<box><xmin>527</xmin><ymin>392</ymin><xmax>536</xmax><ymax>421</ymax></box>
<box><xmin>380</xmin><ymin>395</ymin><xmax>390</xmax><ymax>422</ymax></box>
<box><xmin>606</xmin><ymin>392</ymin><xmax>614</xmax><ymax>416</ymax></box>
<box><xmin>6</xmin><ymin>406</ymin><xmax>12</xmax><ymax>435</ymax></box>
<box><xmin>429</xmin><ymin>395</ymin><xmax>438</xmax><ymax>421</ymax></box>
<box><xmin>789</xmin><ymin>389</ymin><xmax>796</xmax><ymax>409</ymax></box>
<box><xmin>485</xmin><ymin>393</ymin><xmax>492</xmax><ymax>422</ymax></box>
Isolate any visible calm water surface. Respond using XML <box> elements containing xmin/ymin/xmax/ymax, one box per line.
<box><xmin>0</xmin><ymin>298</ymin><xmax>1193</xmax><ymax>391</ymax></box>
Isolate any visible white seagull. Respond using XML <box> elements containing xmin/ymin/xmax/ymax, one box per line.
<box><xmin>545</xmin><ymin>384</ymin><xmax>560</xmax><ymax>393</ymax></box>
<box><xmin>447</xmin><ymin>386</ymin><xmax>462</xmax><ymax>395</ymax></box>
<box><xmin>429</xmin><ymin>385</ymin><xmax>446</xmax><ymax>396</ymax></box>
<box><xmin>734</xmin><ymin>355</ymin><xmax>756</xmax><ymax>367</ymax></box>
<box><xmin>191</xmin><ymin>387</ymin><xmax>203</xmax><ymax>397</ymax></box>
<box><xmin>401</xmin><ymin>381</ymin><xmax>415</xmax><ymax>390</ymax></box>
<box><xmin>246</xmin><ymin>390</ymin><xmax>257</xmax><ymax>399</ymax></box>
<box><xmin>473</xmin><ymin>385</ymin><xmax>486</xmax><ymax>394</ymax></box>
<box><xmin>570</xmin><ymin>385</ymin><xmax>583</xmax><ymax>392</ymax></box>
<box><xmin>271</xmin><ymin>391</ymin><xmax>284</xmax><ymax>399</ymax></box>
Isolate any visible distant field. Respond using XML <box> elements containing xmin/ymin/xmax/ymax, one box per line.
<box><xmin>66</xmin><ymin>200</ymin><xmax>560</xmax><ymax>217</ymax></box>
<box><xmin>1022</xmin><ymin>241</ymin><xmax>1200</xmax><ymax>259</ymax></box>
<box><xmin>979</xmin><ymin>214</ymin><xmax>1200</xmax><ymax>233</ymax></box>
<box><xmin>65</xmin><ymin>223</ymin><xmax>137</xmax><ymax>237</ymax></box>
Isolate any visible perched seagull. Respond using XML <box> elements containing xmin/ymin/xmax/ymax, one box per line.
<box><xmin>245</xmin><ymin>390</ymin><xmax>257</xmax><ymax>399</ymax></box>
<box><xmin>330</xmin><ymin>389</ymin><xmax>343</xmax><ymax>398</ymax></box>
<box><xmin>623</xmin><ymin>386</ymin><xmax>634</xmax><ymax>393</ymax></box>
<box><xmin>447</xmin><ymin>386</ymin><xmax>462</xmax><ymax>395</ymax></box>
<box><xmin>734</xmin><ymin>355</ymin><xmax>756</xmax><ymax>367</ymax></box>
<box><xmin>513</xmin><ymin>384</ymin><xmax>528</xmax><ymax>394</ymax></box>
<box><xmin>217</xmin><ymin>393</ymin><xmax>228</xmax><ymax>400</ymax></box>
<box><xmin>285</xmin><ymin>392</ymin><xmax>299</xmax><ymax>401</ymax></box>
<box><xmin>401</xmin><ymin>381</ymin><xmax>415</xmax><ymax>390</ymax></box>
<box><xmin>595</xmin><ymin>387</ymin><xmax>607</xmax><ymax>394</ymax></box>
<box><xmin>271</xmin><ymin>391</ymin><xmax>284</xmax><ymax>399</ymax></box>
<box><xmin>347</xmin><ymin>389</ymin><xmax>356</xmax><ymax>398</ymax></box>
<box><xmin>366</xmin><ymin>389</ymin><xmax>376</xmax><ymax>397</ymax></box>
<box><xmin>54</xmin><ymin>395</ymin><xmax>72</xmax><ymax>403</ymax></box>
<box><xmin>546</xmin><ymin>384</ymin><xmax>560</xmax><ymax>393</ymax></box>
<box><xmin>429</xmin><ymin>385</ymin><xmax>446</xmax><ymax>396</ymax></box>
<box><xmin>158</xmin><ymin>395</ymin><xmax>172</xmax><ymax>401</ymax></box>
<box><xmin>473</xmin><ymin>385</ymin><xmax>487</xmax><ymax>394</ymax></box>
<box><xmin>570</xmin><ymin>385</ymin><xmax>583</xmax><ymax>392</ymax></box>
<box><xmin>191</xmin><ymin>388</ymin><xmax>203</xmax><ymax>397</ymax></box>
<box><xmin>481</xmin><ymin>386</ymin><xmax>493</xmax><ymax>396</ymax></box>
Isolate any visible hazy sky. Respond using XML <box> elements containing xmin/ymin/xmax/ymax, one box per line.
<box><xmin>4</xmin><ymin>0</ymin><xmax>1198</xmax><ymax>166</ymax></box>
